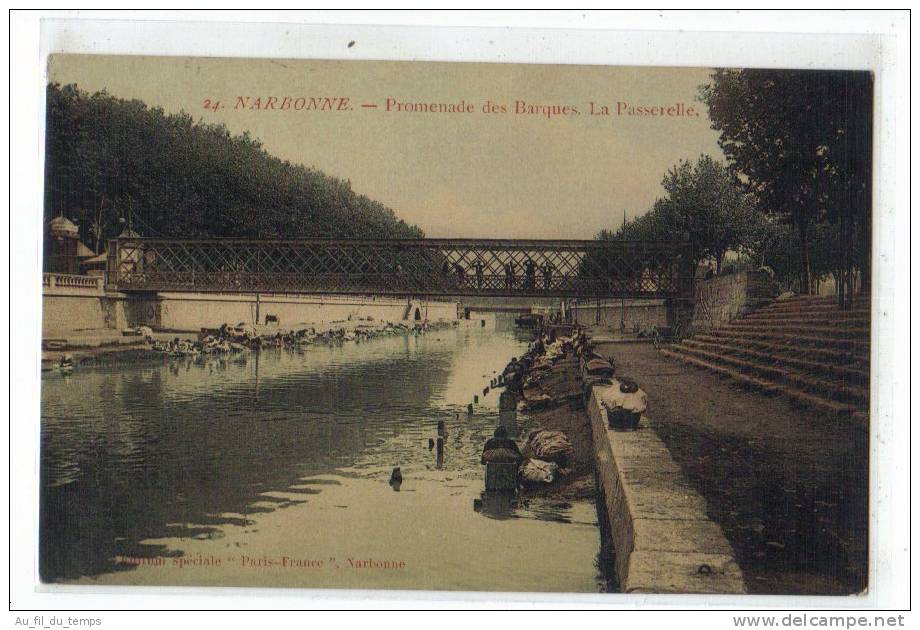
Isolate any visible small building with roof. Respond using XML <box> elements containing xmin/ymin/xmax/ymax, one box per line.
<box><xmin>44</xmin><ymin>216</ymin><xmax>81</xmax><ymax>273</ymax></box>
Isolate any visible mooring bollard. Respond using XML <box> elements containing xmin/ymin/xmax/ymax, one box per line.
<box><xmin>389</xmin><ymin>467</ymin><xmax>402</xmax><ymax>491</ymax></box>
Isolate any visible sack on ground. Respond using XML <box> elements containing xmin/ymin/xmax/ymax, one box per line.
<box><xmin>526</xmin><ymin>429</ymin><xmax>575</xmax><ymax>466</ymax></box>
<box><xmin>519</xmin><ymin>458</ymin><xmax>559</xmax><ymax>484</ymax></box>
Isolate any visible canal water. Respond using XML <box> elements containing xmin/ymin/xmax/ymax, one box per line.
<box><xmin>40</xmin><ymin>327</ymin><xmax>607</xmax><ymax>592</ymax></box>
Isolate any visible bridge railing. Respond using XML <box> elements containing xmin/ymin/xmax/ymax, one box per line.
<box><xmin>107</xmin><ymin>238</ymin><xmax>694</xmax><ymax>299</ymax></box>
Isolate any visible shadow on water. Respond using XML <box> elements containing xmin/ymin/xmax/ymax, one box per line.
<box><xmin>473</xmin><ymin>491</ymin><xmax>516</xmax><ymax>520</ymax></box>
<box><xmin>592</xmin><ymin>475</ymin><xmax>620</xmax><ymax>593</ymax></box>
<box><xmin>40</xmin><ymin>336</ymin><xmax>459</xmax><ymax>581</ymax></box>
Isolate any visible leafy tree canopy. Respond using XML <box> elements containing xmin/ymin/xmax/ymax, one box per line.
<box><xmin>600</xmin><ymin>155</ymin><xmax>755</xmax><ymax>274</ymax></box>
<box><xmin>44</xmin><ymin>83</ymin><xmax>423</xmax><ymax>254</ymax></box>
<box><xmin>700</xmin><ymin>69</ymin><xmax>872</xmax><ymax>295</ymax></box>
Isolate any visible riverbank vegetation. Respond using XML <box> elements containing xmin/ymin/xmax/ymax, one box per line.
<box><xmin>43</xmin><ymin>83</ymin><xmax>423</xmax><ymax>254</ymax></box>
<box><xmin>602</xmin><ymin>69</ymin><xmax>872</xmax><ymax>305</ymax></box>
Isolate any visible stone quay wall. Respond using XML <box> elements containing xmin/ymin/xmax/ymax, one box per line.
<box><xmin>691</xmin><ymin>270</ymin><xmax>777</xmax><ymax>332</ymax></box>
<box><xmin>41</xmin><ymin>274</ymin><xmax>459</xmax><ymax>336</ymax></box>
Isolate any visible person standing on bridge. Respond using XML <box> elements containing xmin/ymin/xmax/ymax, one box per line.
<box><xmin>440</xmin><ymin>260</ymin><xmax>451</xmax><ymax>290</ymax></box>
<box><xmin>542</xmin><ymin>260</ymin><xmax>554</xmax><ymax>290</ymax></box>
<box><xmin>474</xmin><ymin>259</ymin><xmax>484</xmax><ymax>289</ymax></box>
<box><xmin>395</xmin><ymin>262</ymin><xmax>404</xmax><ymax>290</ymax></box>
<box><xmin>524</xmin><ymin>258</ymin><xmax>536</xmax><ymax>290</ymax></box>
<box><xmin>504</xmin><ymin>261</ymin><xmax>515</xmax><ymax>289</ymax></box>
<box><xmin>453</xmin><ymin>261</ymin><xmax>465</xmax><ymax>287</ymax></box>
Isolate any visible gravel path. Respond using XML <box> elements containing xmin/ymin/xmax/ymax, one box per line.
<box><xmin>594</xmin><ymin>341</ymin><xmax>869</xmax><ymax>595</ymax></box>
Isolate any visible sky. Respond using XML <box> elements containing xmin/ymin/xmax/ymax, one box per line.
<box><xmin>47</xmin><ymin>55</ymin><xmax>725</xmax><ymax>239</ymax></box>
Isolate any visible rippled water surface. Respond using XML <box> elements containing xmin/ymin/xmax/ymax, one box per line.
<box><xmin>41</xmin><ymin>328</ymin><xmax>605</xmax><ymax>592</ymax></box>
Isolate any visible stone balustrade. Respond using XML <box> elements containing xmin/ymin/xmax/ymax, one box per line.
<box><xmin>43</xmin><ymin>273</ymin><xmax>104</xmax><ymax>294</ymax></box>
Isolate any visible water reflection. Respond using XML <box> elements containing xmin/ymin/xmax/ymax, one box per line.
<box><xmin>474</xmin><ymin>491</ymin><xmax>516</xmax><ymax>520</ymax></box>
<box><xmin>40</xmin><ymin>328</ymin><xmax>604</xmax><ymax>592</ymax></box>
<box><xmin>498</xmin><ymin>411</ymin><xmax>520</xmax><ymax>438</ymax></box>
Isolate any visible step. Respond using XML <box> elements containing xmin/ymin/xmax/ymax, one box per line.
<box><xmin>768</xmin><ymin>295</ymin><xmax>870</xmax><ymax>306</ymax></box>
<box><xmin>703</xmin><ymin>328</ymin><xmax>870</xmax><ymax>355</ymax></box>
<box><xmin>740</xmin><ymin>313</ymin><xmax>871</xmax><ymax>327</ymax></box>
<box><xmin>670</xmin><ymin>343</ymin><xmax>869</xmax><ymax>406</ymax></box>
<box><xmin>671</xmin><ymin>343</ymin><xmax>868</xmax><ymax>404</ymax></box>
<box><xmin>723</xmin><ymin>322</ymin><xmax>869</xmax><ymax>341</ymax></box>
<box><xmin>681</xmin><ymin>338</ymin><xmax>869</xmax><ymax>385</ymax></box>
<box><xmin>761</xmin><ymin>294</ymin><xmax>870</xmax><ymax>304</ymax></box>
<box><xmin>692</xmin><ymin>334</ymin><xmax>870</xmax><ymax>368</ymax></box>
<box><xmin>659</xmin><ymin>348</ymin><xmax>868</xmax><ymax>425</ymax></box>
<box><xmin>754</xmin><ymin>306</ymin><xmax>872</xmax><ymax>319</ymax></box>
<box><xmin>758</xmin><ymin>299</ymin><xmax>871</xmax><ymax>314</ymax></box>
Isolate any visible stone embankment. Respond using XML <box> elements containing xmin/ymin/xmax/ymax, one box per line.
<box><xmin>42</xmin><ymin>319</ymin><xmax>455</xmax><ymax>371</ymax></box>
<box><xmin>596</xmin><ymin>339</ymin><xmax>867</xmax><ymax>594</ymax></box>
<box><xmin>492</xmin><ymin>325</ymin><xmax>744</xmax><ymax>593</ymax></box>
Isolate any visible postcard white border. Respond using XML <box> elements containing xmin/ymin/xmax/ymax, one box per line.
<box><xmin>8</xmin><ymin>9</ymin><xmax>911</xmax><ymax>616</ymax></box>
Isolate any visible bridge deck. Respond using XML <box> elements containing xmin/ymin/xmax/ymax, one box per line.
<box><xmin>106</xmin><ymin>238</ymin><xmax>694</xmax><ymax>299</ymax></box>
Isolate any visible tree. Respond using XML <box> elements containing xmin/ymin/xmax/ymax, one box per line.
<box><xmin>657</xmin><ymin>155</ymin><xmax>754</xmax><ymax>273</ymax></box>
<box><xmin>604</xmin><ymin>156</ymin><xmax>752</xmax><ymax>274</ymax></box>
<box><xmin>701</xmin><ymin>69</ymin><xmax>872</xmax><ymax>302</ymax></box>
<box><xmin>42</xmin><ymin>82</ymin><xmax>423</xmax><ymax>266</ymax></box>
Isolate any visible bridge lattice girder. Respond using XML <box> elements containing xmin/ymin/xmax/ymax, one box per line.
<box><xmin>106</xmin><ymin>238</ymin><xmax>694</xmax><ymax>299</ymax></box>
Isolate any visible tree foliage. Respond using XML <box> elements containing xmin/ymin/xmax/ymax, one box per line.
<box><xmin>737</xmin><ymin>217</ymin><xmax>838</xmax><ymax>291</ymax></box>
<box><xmin>601</xmin><ymin>155</ymin><xmax>754</xmax><ymax>274</ymax></box>
<box><xmin>43</xmin><ymin>83</ymin><xmax>423</xmax><ymax>255</ymax></box>
<box><xmin>700</xmin><ymin>69</ymin><xmax>872</xmax><ymax>299</ymax></box>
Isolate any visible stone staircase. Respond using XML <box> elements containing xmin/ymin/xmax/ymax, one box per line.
<box><xmin>661</xmin><ymin>295</ymin><xmax>870</xmax><ymax>425</ymax></box>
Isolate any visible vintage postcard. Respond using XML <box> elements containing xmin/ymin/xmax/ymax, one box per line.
<box><xmin>38</xmin><ymin>52</ymin><xmax>873</xmax><ymax>598</ymax></box>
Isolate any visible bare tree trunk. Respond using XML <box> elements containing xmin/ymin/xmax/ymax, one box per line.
<box><xmin>93</xmin><ymin>200</ymin><xmax>104</xmax><ymax>254</ymax></box>
<box><xmin>845</xmin><ymin>216</ymin><xmax>855</xmax><ymax>309</ymax></box>
<box><xmin>798</xmin><ymin>221</ymin><xmax>812</xmax><ymax>294</ymax></box>
<box><xmin>859</xmin><ymin>210</ymin><xmax>871</xmax><ymax>296</ymax></box>
<box><xmin>860</xmin><ymin>100</ymin><xmax>873</xmax><ymax>297</ymax></box>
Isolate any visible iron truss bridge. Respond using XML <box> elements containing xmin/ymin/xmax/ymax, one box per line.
<box><xmin>106</xmin><ymin>238</ymin><xmax>694</xmax><ymax>299</ymax></box>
